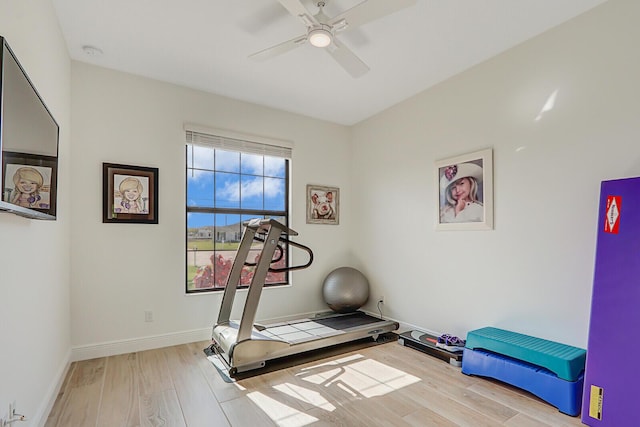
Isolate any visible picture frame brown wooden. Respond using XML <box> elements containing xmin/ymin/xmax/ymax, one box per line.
<box><xmin>103</xmin><ymin>162</ymin><xmax>158</xmax><ymax>224</ymax></box>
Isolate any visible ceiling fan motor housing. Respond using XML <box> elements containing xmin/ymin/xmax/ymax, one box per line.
<box><xmin>308</xmin><ymin>24</ymin><xmax>333</xmax><ymax>47</ymax></box>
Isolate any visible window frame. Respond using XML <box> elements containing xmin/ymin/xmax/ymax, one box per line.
<box><xmin>185</xmin><ymin>133</ymin><xmax>291</xmax><ymax>294</ymax></box>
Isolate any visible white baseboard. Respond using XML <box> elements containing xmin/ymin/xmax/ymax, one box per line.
<box><xmin>70</xmin><ymin>328</ymin><xmax>211</xmax><ymax>362</ymax></box>
<box><xmin>33</xmin><ymin>348</ymin><xmax>72</xmax><ymax>427</ymax></box>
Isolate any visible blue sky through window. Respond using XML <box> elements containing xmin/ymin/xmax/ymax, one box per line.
<box><xmin>187</xmin><ymin>145</ymin><xmax>287</xmax><ymax>228</ymax></box>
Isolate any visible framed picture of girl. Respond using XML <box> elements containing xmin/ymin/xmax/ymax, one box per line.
<box><xmin>436</xmin><ymin>148</ymin><xmax>493</xmax><ymax>231</ymax></box>
<box><xmin>2</xmin><ymin>151</ymin><xmax>58</xmax><ymax>217</ymax></box>
<box><xmin>103</xmin><ymin>163</ymin><xmax>158</xmax><ymax>224</ymax></box>
<box><xmin>306</xmin><ymin>184</ymin><xmax>339</xmax><ymax>225</ymax></box>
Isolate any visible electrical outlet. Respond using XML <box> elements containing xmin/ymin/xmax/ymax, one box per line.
<box><xmin>144</xmin><ymin>310</ymin><xmax>153</xmax><ymax>322</ymax></box>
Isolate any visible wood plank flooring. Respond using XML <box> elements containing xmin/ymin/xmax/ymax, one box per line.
<box><xmin>45</xmin><ymin>339</ymin><xmax>585</xmax><ymax>426</ymax></box>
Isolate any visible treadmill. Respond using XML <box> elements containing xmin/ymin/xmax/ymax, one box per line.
<box><xmin>207</xmin><ymin>218</ymin><xmax>399</xmax><ymax>376</ymax></box>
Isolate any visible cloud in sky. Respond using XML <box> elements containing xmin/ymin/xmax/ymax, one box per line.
<box><xmin>187</xmin><ymin>145</ymin><xmax>286</xmax><ymax>204</ymax></box>
<box><xmin>216</xmin><ymin>176</ymin><xmax>284</xmax><ymax>202</ymax></box>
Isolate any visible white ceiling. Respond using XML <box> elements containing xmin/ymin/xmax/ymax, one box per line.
<box><xmin>52</xmin><ymin>0</ymin><xmax>607</xmax><ymax>125</ymax></box>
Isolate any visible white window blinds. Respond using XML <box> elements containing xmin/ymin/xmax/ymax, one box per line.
<box><xmin>185</xmin><ymin>127</ymin><xmax>292</xmax><ymax>159</ymax></box>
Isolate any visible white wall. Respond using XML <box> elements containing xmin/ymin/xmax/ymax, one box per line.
<box><xmin>69</xmin><ymin>62</ymin><xmax>353</xmax><ymax>352</ymax></box>
<box><xmin>0</xmin><ymin>0</ymin><xmax>71</xmax><ymax>424</ymax></box>
<box><xmin>351</xmin><ymin>0</ymin><xmax>639</xmax><ymax>348</ymax></box>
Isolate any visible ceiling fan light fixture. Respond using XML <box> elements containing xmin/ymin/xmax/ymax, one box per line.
<box><xmin>308</xmin><ymin>26</ymin><xmax>332</xmax><ymax>48</ymax></box>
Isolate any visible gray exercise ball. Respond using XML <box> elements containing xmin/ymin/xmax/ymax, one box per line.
<box><xmin>322</xmin><ymin>267</ymin><xmax>370</xmax><ymax>313</ymax></box>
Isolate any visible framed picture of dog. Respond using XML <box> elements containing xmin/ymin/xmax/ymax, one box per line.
<box><xmin>306</xmin><ymin>184</ymin><xmax>339</xmax><ymax>225</ymax></box>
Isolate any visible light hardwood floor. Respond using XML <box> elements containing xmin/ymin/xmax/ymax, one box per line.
<box><xmin>45</xmin><ymin>339</ymin><xmax>585</xmax><ymax>426</ymax></box>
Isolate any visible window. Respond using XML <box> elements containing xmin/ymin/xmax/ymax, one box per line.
<box><xmin>186</xmin><ymin>129</ymin><xmax>291</xmax><ymax>293</ymax></box>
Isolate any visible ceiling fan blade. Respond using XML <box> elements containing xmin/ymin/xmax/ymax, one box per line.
<box><xmin>326</xmin><ymin>39</ymin><xmax>369</xmax><ymax>78</ymax></box>
<box><xmin>277</xmin><ymin>0</ymin><xmax>318</xmax><ymax>26</ymax></box>
<box><xmin>249</xmin><ymin>35</ymin><xmax>307</xmax><ymax>61</ymax></box>
<box><xmin>238</xmin><ymin>3</ymin><xmax>291</xmax><ymax>34</ymax></box>
<box><xmin>329</xmin><ymin>0</ymin><xmax>417</xmax><ymax>31</ymax></box>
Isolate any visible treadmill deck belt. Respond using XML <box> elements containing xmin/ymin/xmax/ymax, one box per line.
<box><xmin>313</xmin><ymin>312</ymin><xmax>384</xmax><ymax>329</ymax></box>
<box><xmin>258</xmin><ymin>312</ymin><xmax>387</xmax><ymax>344</ymax></box>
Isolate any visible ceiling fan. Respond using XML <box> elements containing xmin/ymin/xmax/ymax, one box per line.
<box><xmin>248</xmin><ymin>0</ymin><xmax>417</xmax><ymax>78</ymax></box>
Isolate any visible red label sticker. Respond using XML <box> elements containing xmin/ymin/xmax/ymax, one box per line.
<box><xmin>604</xmin><ymin>195</ymin><xmax>621</xmax><ymax>234</ymax></box>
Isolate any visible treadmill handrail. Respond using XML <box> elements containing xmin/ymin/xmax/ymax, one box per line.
<box><xmin>245</xmin><ymin>235</ymin><xmax>314</xmax><ymax>272</ymax></box>
<box><xmin>268</xmin><ymin>237</ymin><xmax>314</xmax><ymax>272</ymax></box>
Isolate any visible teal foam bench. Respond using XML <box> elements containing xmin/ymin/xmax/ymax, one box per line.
<box><xmin>465</xmin><ymin>327</ymin><xmax>586</xmax><ymax>381</ymax></box>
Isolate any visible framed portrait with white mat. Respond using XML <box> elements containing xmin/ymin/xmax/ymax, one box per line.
<box><xmin>436</xmin><ymin>148</ymin><xmax>493</xmax><ymax>231</ymax></box>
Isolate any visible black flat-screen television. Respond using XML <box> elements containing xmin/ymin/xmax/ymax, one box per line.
<box><xmin>0</xmin><ymin>36</ymin><xmax>59</xmax><ymax>220</ymax></box>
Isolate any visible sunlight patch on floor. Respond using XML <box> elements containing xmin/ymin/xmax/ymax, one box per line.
<box><xmin>295</xmin><ymin>353</ymin><xmax>364</xmax><ymax>385</ymax></box>
<box><xmin>242</xmin><ymin>353</ymin><xmax>421</xmax><ymax>426</ymax></box>
<box><xmin>273</xmin><ymin>382</ymin><xmax>336</xmax><ymax>411</ymax></box>
<box><xmin>247</xmin><ymin>391</ymin><xmax>319</xmax><ymax>427</ymax></box>
<box><xmin>297</xmin><ymin>353</ymin><xmax>420</xmax><ymax>398</ymax></box>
